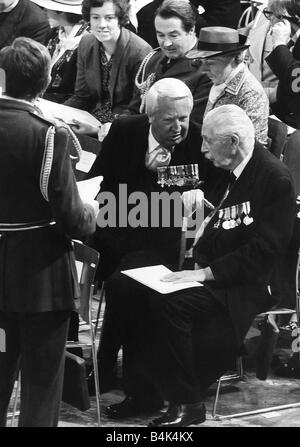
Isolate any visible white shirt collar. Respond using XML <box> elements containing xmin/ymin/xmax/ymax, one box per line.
<box><xmin>233</xmin><ymin>148</ymin><xmax>254</xmax><ymax>179</ymax></box>
<box><xmin>148</xmin><ymin>127</ymin><xmax>162</xmax><ymax>154</ymax></box>
<box><xmin>2</xmin><ymin>0</ymin><xmax>19</xmax><ymax>12</ymax></box>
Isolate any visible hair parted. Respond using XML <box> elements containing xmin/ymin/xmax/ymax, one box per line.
<box><xmin>81</xmin><ymin>0</ymin><xmax>129</xmax><ymax>26</ymax></box>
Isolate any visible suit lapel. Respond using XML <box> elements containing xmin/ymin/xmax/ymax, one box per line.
<box><xmin>109</xmin><ymin>28</ymin><xmax>130</xmax><ymax>101</ymax></box>
<box><xmin>87</xmin><ymin>37</ymin><xmax>102</xmax><ymax>98</ymax></box>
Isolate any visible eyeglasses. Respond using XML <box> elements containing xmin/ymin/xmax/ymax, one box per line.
<box><xmin>263</xmin><ymin>8</ymin><xmax>300</xmax><ymax>24</ymax></box>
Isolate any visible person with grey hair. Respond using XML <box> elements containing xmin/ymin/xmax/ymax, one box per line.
<box><xmin>142</xmin><ymin>104</ymin><xmax>295</xmax><ymax>426</ymax></box>
<box><xmin>85</xmin><ymin>78</ymin><xmax>221</xmax><ymax>416</ymax></box>
<box><xmin>186</xmin><ymin>26</ymin><xmax>269</xmax><ymax>146</ymax></box>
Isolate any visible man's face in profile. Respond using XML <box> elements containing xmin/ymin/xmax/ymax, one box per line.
<box><xmin>201</xmin><ymin>121</ymin><xmax>235</xmax><ymax>170</ymax></box>
<box><xmin>150</xmin><ymin>97</ymin><xmax>191</xmax><ymax>149</ymax></box>
<box><xmin>155</xmin><ymin>15</ymin><xmax>195</xmax><ymax>59</ymax></box>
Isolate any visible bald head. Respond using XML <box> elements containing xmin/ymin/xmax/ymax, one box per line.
<box><xmin>202</xmin><ymin>105</ymin><xmax>255</xmax><ymax>170</ymax></box>
<box><xmin>145</xmin><ymin>78</ymin><xmax>193</xmax><ymax>118</ymax></box>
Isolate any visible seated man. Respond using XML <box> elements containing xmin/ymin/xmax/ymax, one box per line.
<box><xmin>87</xmin><ymin>78</ymin><xmax>224</xmax><ymax>408</ymax></box>
<box><xmin>88</xmin><ymin>77</ymin><xmax>220</xmax><ymax>280</ymax></box>
<box><xmin>132</xmin><ymin>0</ymin><xmax>212</xmax><ymax>124</ymax></box>
<box><xmin>104</xmin><ymin>104</ymin><xmax>295</xmax><ymax>425</ymax></box>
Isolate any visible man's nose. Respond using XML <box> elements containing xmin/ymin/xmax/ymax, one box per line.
<box><xmin>171</xmin><ymin>119</ymin><xmax>181</xmax><ymax>132</ymax></box>
<box><xmin>163</xmin><ymin>39</ymin><xmax>173</xmax><ymax>48</ymax></box>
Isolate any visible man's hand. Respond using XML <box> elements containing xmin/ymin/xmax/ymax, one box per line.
<box><xmin>161</xmin><ymin>267</ymin><xmax>214</xmax><ymax>283</ymax></box>
<box><xmin>71</xmin><ymin>118</ymin><xmax>99</xmax><ymax>136</ymax></box>
<box><xmin>271</xmin><ymin>19</ymin><xmax>291</xmax><ymax>48</ymax></box>
<box><xmin>181</xmin><ymin>189</ymin><xmax>204</xmax><ymax>217</ymax></box>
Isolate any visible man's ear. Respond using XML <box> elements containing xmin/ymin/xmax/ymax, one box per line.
<box><xmin>231</xmin><ymin>133</ymin><xmax>240</xmax><ymax>148</ymax></box>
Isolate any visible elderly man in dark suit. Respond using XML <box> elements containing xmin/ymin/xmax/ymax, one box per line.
<box><xmin>132</xmin><ymin>0</ymin><xmax>212</xmax><ymax>125</ymax></box>
<box><xmin>0</xmin><ymin>0</ymin><xmax>50</xmax><ymax>49</ymax></box>
<box><xmin>87</xmin><ymin>78</ymin><xmax>223</xmax><ymax>415</ymax></box>
<box><xmin>144</xmin><ymin>104</ymin><xmax>296</xmax><ymax>427</ymax></box>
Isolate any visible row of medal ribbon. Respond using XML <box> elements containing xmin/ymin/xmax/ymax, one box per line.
<box><xmin>214</xmin><ymin>201</ymin><xmax>254</xmax><ymax>230</ymax></box>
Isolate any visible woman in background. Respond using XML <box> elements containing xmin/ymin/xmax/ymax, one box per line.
<box><xmin>65</xmin><ymin>0</ymin><xmax>151</xmax><ymax>141</ymax></box>
<box><xmin>32</xmin><ymin>0</ymin><xmax>89</xmax><ymax>103</ymax></box>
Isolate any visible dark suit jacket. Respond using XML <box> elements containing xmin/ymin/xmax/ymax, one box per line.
<box><xmin>0</xmin><ymin>97</ymin><xmax>95</xmax><ymax>312</ymax></box>
<box><xmin>137</xmin><ymin>0</ymin><xmax>241</xmax><ymax>48</ymax></box>
<box><xmin>193</xmin><ymin>142</ymin><xmax>296</xmax><ymax>344</ymax></box>
<box><xmin>266</xmin><ymin>38</ymin><xmax>300</xmax><ymax>129</ymax></box>
<box><xmin>0</xmin><ymin>0</ymin><xmax>50</xmax><ymax>49</ymax></box>
<box><xmin>44</xmin><ymin>22</ymin><xmax>89</xmax><ymax>104</ymax></box>
<box><xmin>191</xmin><ymin>0</ymin><xmax>241</xmax><ymax>30</ymax></box>
<box><xmin>130</xmin><ymin>47</ymin><xmax>212</xmax><ymax>125</ymax></box>
<box><xmin>87</xmin><ymin>114</ymin><xmax>222</xmax><ymax>278</ymax></box>
<box><xmin>65</xmin><ymin>27</ymin><xmax>152</xmax><ymax>115</ymax></box>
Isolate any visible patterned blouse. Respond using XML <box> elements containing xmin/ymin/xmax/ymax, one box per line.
<box><xmin>93</xmin><ymin>43</ymin><xmax>115</xmax><ymax>124</ymax></box>
<box><xmin>204</xmin><ymin>65</ymin><xmax>269</xmax><ymax>146</ymax></box>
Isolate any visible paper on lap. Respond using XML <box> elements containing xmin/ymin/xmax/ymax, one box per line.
<box><xmin>77</xmin><ymin>176</ymin><xmax>102</xmax><ymax>202</ymax></box>
<box><xmin>122</xmin><ymin>264</ymin><xmax>203</xmax><ymax>294</ymax></box>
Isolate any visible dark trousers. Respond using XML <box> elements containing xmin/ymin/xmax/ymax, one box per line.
<box><xmin>99</xmin><ymin>251</ymin><xmax>238</xmax><ymax>405</ymax></box>
<box><xmin>0</xmin><ymin>310</ymin><xmax>71</xmax><ymax>427</ymax></box>
<box><xmin>99</xmin><ymin>251</ymin><xmax>177</xmax><ymax>403</ymax></box>
<box><xmin>149</xmin><ymin>287</ymin><xmax>239</xmax><ymax>403</ymax></box>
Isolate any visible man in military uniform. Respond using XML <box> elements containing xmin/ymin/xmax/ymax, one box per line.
<box><xmin>131</xmin><ymin>0</ymin><xmax>212</xmax><ymax>124</ymax></box>
<box><xmin>0</xmin><ymin>37</ymin><xmax>97</xmax><ymax>427</ymax></box>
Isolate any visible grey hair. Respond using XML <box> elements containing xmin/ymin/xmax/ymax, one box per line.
<box><xmin>145</xmin><ymin>78</ymin><xmax>194</xmax><ymax>117</ymax></box>
<box><xmin>203</xmin><ymin>104</ymin><xmax>255</xmax><ymax>152</ymax></box>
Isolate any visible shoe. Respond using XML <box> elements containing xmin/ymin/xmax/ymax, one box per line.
<box><xmin>275</xmin><ymin>354</ymin><xmax>300</xmax><ymax>378</ymax></box>
<box><xmin>106</xmin><ymin>396</ymin><xmax>163</xmax><ymax>419</ymax></box>
<box><xmin>148</xmin><ymin>402</ymin><xmax>206</xmax><ymax>427</ymax></box>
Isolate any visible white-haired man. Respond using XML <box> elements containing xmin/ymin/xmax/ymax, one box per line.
<box><xmin>144</xmin><ymin>104</ymin><xmax>296</xmax><ymax>426</ymax></box>
<box><xmin>86</xmin><ymin>77</ymin><xmax>221</xmax><ymax>416</ymax></box>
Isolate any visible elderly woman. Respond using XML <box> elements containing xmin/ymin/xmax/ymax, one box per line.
<box><xmin>263</xmin><ymin>0</ymin><xmax>300</xmax><ymax>128</ymax></box>
<box><xmin>32</xmin><ymin>0</ymin><xmax>89</xmax><ymax>103</ymax></box>
<box><xmin>65</xmin><ymin>0</ymin><xmax>151</xmax><ymax>140</ymax></box>
<box><xmin>187</xmin><ymin>26</ymin><xmax>269</xmax><ymax>146</ymax></box>
<box><xmin>0</xmin><ymin>37</ymin><xmax>97</xmax><ymax>427</ymax></box>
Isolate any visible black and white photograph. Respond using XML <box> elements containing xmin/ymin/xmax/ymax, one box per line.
<box><xmin>0</xmin><ymin>0</ymin><xmax>300</xmax><ymax>434</ymax></box>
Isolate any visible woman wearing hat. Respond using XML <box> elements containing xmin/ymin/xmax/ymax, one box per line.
<box><xmin>64</xmin><ymin>0</ymin><xmax>151</xmax><ymax>141</ymax></box>
<box><xmin>32</xmin><ymin>0</ymin><xmax>89</xmax><ymax>103</ymax></box>
<box><xmin>187</xmin><ymin>26</ymin><xmax>269</xmax><ymax>146</ymax></box>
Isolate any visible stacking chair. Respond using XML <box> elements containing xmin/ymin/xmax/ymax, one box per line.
<box><xmin>212</xmin><ymin>244</ymin><xmax>300</xmax><ymax>420</ymax></box>
<box><xmin>66</xmin><ymin>240</ymin><xmax>101</xmax><ymax>426</ymax></box>
<box><xmin>9</xmin><ymin>240</ymin><xmax>101</xmax><ymax>427</ymax></box>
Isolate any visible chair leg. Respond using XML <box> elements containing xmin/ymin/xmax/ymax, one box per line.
<box><xmin>11</xmin><ymin>372</ymin><xmax>20</xmax><ymax>427</ymax></box>
<box><xmin>94</xmin><ymin>283</ymin><xmax>105</xmax><ymax>336</ymax></box>
<box><xmin>90</xmin><ymin>327</ymin><xmax>101</xmax><ymax>426</ymax></box>
<box><xmin>212</xmin><ymin>378</ymin><xmax>222</xmax><ymax>418</ymax></box>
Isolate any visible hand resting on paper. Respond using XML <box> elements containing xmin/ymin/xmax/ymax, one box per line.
<box><xmin>71</xmin><ymin>118</ymin><xmax>99</xmax><ymax>136</ymax></box>
<box><xmin>161</xmin><ymin>267</ymin><xmax>214</xmax><ymax>284</ymax></box>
